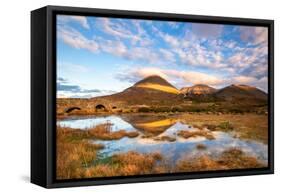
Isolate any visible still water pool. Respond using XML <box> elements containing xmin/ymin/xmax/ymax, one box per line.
<box><xmin>57</xmin><ymin>114</ymin><xmax>268</xmax><ymax>165</ymax></box>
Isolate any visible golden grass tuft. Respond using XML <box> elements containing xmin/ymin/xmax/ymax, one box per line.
<box><xmin>87</xmin><ymin>123</ymin><xmax>139</xmax><ymax>140</ymax></box>
<box><xmin>196</xmin><ymin>144</ymin><xmax>207</xmax><ymax>150</ymax></box>
<box><xmin>56</xmin><ymin>127</ymin><xmax>104</xmax><ymax>179</ymax></box>
<box><xmin>175</xmin><ymin>148</ymin><xmax>266</xmax><ymax>172</ymax></box>
<box><xmin>178</xmin><ymin>130</ymin><xmax>215</xmax><ymax>140</ymax></box>
<box><xmin>57</xmin><ymin>125</ymin><xmax>266</xmax><ymax>179</ymax></box>
<box><xmin>57</xmin><ymin>126</ymin><xmax>164</xmax><ymax>179</ymax></box>
<box><xmin>216</xmin><ymin>148</ymin><xmax>265</xmax><ymax>169</ymax></box>
<box><xmin>74</xmin><ymin>151</ymin><xmax>164</xmax><ymax>178</ymax></box>
<box><xmin>57</xmin><ymin>123</ymin><xmax>139</xmax><ymax>141</ymax></box>
<box><xmin>153</xmin><ymin>135</ymin><xmax>176</xmax><ymax>142</ymax></box>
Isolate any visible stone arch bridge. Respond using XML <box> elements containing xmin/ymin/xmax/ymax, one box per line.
<box><xmin>57</xmin><ymin>98</ymin><xmax>123</xmax><ymax>114</ymax></box>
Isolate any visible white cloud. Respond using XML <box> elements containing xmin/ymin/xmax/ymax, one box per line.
<box><xmin>116</xmin><ymin>67</ymin><xmax>225</xmax><ymax>88</ymax></box>
<box><xmin>227</xmin><ymin>40</ymin><xmax>268</xmax><ymax>78</ymax></box>
<box><xmin>57</xmin><ymin>77</ymin><xmax>117</xmax><ymax>98</ymax></box>
<box><xmin>155</xmin><ymin>27</ymin><xmax>229</xmax><ymax>70</ymax></box>
<box><xmin>128</xmin><ymin>47</ymin><xmax>161</xmax><ymax>64</ymax></box>
<box><xmin>167</xmin><ymin>22</ymin><xmax>180</xmax><ymax>29</ymax></box>
<box><xmin>232</xmin><ymin>75</ymin><xmax>268</xmax><ymax>92</ymax></box>
<box><xmin>58</xmin><ymin>15</ymin><xmax>90</xmax><ymax>29</ymax></box>
<box><xmin>69</xmin><ymin>16</ymin><xmax>90</xmax><ymax>29</ymax></box>
<box><xmin>58</xmin><ymin>26</ymin><xmax>99</xmax><ymax>52</ymax></box>
<box><xmin>138</xmin><ymin>67</ymin><xmax>169</xmax><ymax>79</ymax></box>
<box><xmin>180</xmin><ymin>71</ymin><xmax>224</xmax><ymax>86</ymax></box>
<box><xmin>256</xmin><ymin>76</ymin><xmax>268</xmax><ymax>92</ymax></box>
<box><xmin>58</xmin><ymin>25</ymin><xmax>164</xmax><ymax>65</ymax></box>
<box><xmin>239</xmin><ymin>26</ymin><xmax>268</xmax><ymax>45</ymax></box>
<box><xmin>57</xmin><ymin>17</ymin><xmax>268</xmax><ymax>92</ymax></box>
<box><xmin>99</xmin><ymin>18</ymin><xmax>133</xmax><ymax>39</ymax></box>
<box><xmin>160</xmin><ymin>32</ymin><xmax>180</xmax><ymax>47</ymax></box>
<box><xmin>233</xmin><ymin>76</ymin><xmax>258</xmax><ymax>84</ymax></box>
<box><xmin>115</xmin><ymin>66</ymin><xmax>268</xmax><ymax>92</ymax></box>
<box><xmin>174</xmin><ymin>42</ymin><xmax>227</xmax><ymax>69</ymax></box>
<box><xmin>99</xmin><ymin>39</ymin><xmax>127</xmax><ymax>57</ymax></box>
<box><xmin>98</xmin><ymin>18</ymin><xmax>153</xmax><ymax>46</ymax></box>
<box><xmin>159</xmin><ymin>48</ymin><xmax>176</xmax><ymax>63</ymax></box>
<box><xmin>192</xmin><ymin>23</ymin><xmax>223</xmax><ymax>38</ymax></box>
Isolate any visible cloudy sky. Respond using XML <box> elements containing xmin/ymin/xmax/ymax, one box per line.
<box><xmin>57</xmin><ymin>15</ymin><xmax>268</xmax><ymax>98</ymax></box>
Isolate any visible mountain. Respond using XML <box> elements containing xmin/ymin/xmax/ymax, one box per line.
<box><xmin>180</xmin><ymin>84</ymin><xmax>217</xmax><ymax>96</ymax></box>
<box><xmin>215</xmin><ymin>84</ymin><xmax>267</xmax><ymax>102</ymax></box>
<box><xmin>179</xmin><ymin>83</ymin><xmax>267</xmax><ymax>103</ymax></box>
<box><xmin>92</xmin><ymin>75</ymin><xmax>267</xmax><ymax>105</ymax></box>
<box><xmin>93</xmin><ymin>75</ymin><xmax>182</xmax><ymax>106</ymax></box>
<box><xmin>133</xmin><ymin>75</ymin><xmax>179</xmax><ymax>94</ymax></box>
<box><xmin>59</xmin><ymin>76</ymin><xmax>268</xmax><ymax>114</ymax></box>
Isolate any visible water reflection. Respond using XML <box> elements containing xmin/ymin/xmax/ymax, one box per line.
<box><xmin>57</xmin><ymin>114</ymin><xmax>268</xmax><ymax>165</ymax></box>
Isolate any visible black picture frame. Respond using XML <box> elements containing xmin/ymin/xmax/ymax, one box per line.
<box><xmin>31</xmin><ymin>5</ymin><xmax>274</xmax><ymax>188</ymax></box>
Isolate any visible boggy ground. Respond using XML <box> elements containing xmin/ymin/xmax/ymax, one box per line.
<box><xmin>56</xmin><ymin>112</ymin><xmax>268</xmax><ymax>179</ymax></box>
<box><xmin>121</xmin><ymin>112</ymin><xmax>268</xmax><ymax>143</ymax></box>
<box><xmin>177</xmin><ymin>113</ymin><xmax>268</xmax><ymax>143</ymax></box>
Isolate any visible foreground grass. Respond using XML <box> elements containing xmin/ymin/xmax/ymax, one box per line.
<box><xmin>175</xmin><ymin>148</ymin><xmax>266</xmax><ymax>172</ymax></box>
<box><xmin>56</xmin><ymin>113</ymin><xmax>268</xmax><ymax>179</ymax></box>
<box><xmin>57</xmin><ymin>125</ymin><xmax>139</xmax><ymax>179</ymax></box>
<box><xmin>83</xmin><ymin>151</ymin><xmax>166</xmax><ymax>178</ymax></box>
<box><xmin>57</xmin><ymin>125</ymin><xmax>266</xmax><ymax>179</ymax></box>
<box><xmin>57</xmin><ymin>127</ymin><xmax>165</xmax><ymax>179</ymax></box>
<box><xmin>57</xmin><ymin>127</ymin><xmax>104</xmax><ymax>179</ymax></box>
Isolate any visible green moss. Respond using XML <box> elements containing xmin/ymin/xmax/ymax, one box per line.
<box><xmin>217</xmin><ymin>121</ymin><xmax>234</xmax><ymax>131</ymax></box>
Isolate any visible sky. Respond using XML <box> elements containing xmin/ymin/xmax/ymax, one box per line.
<box><xmin>56</xmin><ymin>15</ymin><xmax>268</xmax><ymax>98</ymax></box>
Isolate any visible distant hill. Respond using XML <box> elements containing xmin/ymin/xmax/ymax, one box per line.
<box><xmin>180</xmin><ymin>84</ymin><xmax>217</xmax><ymax>96</ymax></box>
<box><xmin>179</xmin><ymin>83</ymin><xmax>267</xmax><ymax>103</ymax></box>
<box><xmin>214</xmin><ymin>84</ymin><xmax>267</xmax><ymax>102</ymax></box>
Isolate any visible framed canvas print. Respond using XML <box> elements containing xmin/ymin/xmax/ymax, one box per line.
<box><xmin>31</xmin><ymin>5</ymin><xmax>274</xmax><ymax>188</ymax></box>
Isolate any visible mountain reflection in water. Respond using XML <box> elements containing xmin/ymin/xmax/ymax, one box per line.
<box><xmin>57</xmin><ymin>114</ymin><xmax>268</xmax><ymax>165</ymax></box>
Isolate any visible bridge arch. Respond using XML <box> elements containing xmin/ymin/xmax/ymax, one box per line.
<box><xmin>95</xmin><ymin>104</ymin><xmax>107</xmax><ymax>112</ymax></box>
<box><xmin>65</xmin><ymin>107</ymin><xmax>81</xmax><ymax>113</ymax></box>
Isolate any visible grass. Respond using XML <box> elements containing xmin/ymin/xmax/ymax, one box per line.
<box><xmin>86</xmin><ymin>151</ymin><xmax>167</xmax><ymax>177</ymax></box>
<box><xmin>153</xmin><ymin>135</ymin><xmax>176</xmax><ymax>142</ymax></box>
<box><xmin>178</xmin><ymin>113</ymin><xmax>268</xmax><ymax>143</ymax></box>
<box><xmin>57</xmin><ymin>125</ymin><xmax>266</xmax><ymax>179</ymax></box>
<box><xmin>56</xmin><ymin>124</ymin><xmax>139</xmax><ymax>179</ymax></box>
<box><xmin>58</xmin><ymin>123</ymin><xmax>139</xmax><ymax>141</ymax></box>
<box><xmin>175</xmin><ymin>148</ymin><xmax>266</xmax><ymax>172</ymax></box>
<box><xmin>58</xmin><ymin>149</ymin><xmax>165</xmax><ymax>179</ymax></box>
<box><xmin>178</xmin><ymin>129</ymin><xmax>215</xmax><ymax>140</ymax></box>
<box><xmin>57</xmin><ymin>126</ymin><xmax>140</xmax><ymax>179</ymax></box>
<box><xmin>87</xmin><ymin>123</ymin><xmax>139</xmax><ymax>140</ymax></box>
<box><xmin>196</xmin><ymin>144</ymin><xmax>207</xmax><ymax>150</ymax></box>
<box><xmin>217</xmin><ymin>121</ymin><xmax>234</xmax><ymax>131</ymax></box>
<box><xmin>56</xmin><ymin>112</ymin><xmax>268</xmax><ymax>179</ymax></box>
<box><xmin>56</xmin><ymin>127</ymin><xmax>104</xmax><ymax>179</ymax></box>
